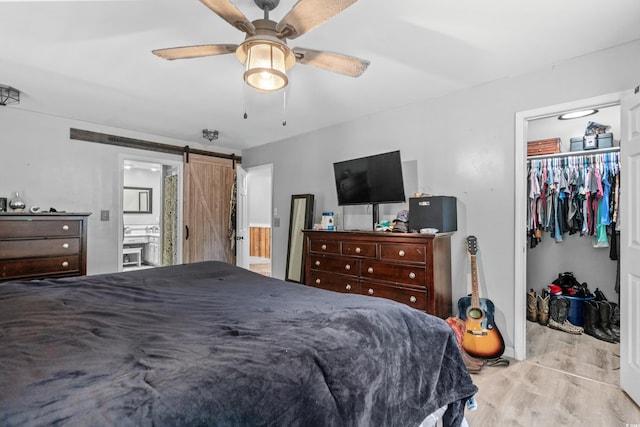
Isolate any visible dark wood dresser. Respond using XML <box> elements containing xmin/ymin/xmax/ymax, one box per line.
<box><xmin>0</xmin><ymin>213</ymin><xmax>91</xmax><ymax>281</ymax></box>
<box><xmin>303</xmin><ymin>230</ymin><xmax>453</xmax><ymax>318</ymax></box>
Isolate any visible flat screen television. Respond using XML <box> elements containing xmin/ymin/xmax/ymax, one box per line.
<box><xmin>333</xmin><ymin>150</ymin><xmax>406</xmax><ymax>228</ymax></box>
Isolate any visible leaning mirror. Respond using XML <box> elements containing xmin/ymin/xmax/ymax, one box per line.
<box><xmin>123</xmin><ymin>186</ymin><xmax>152</xmax><ymax>214</ymax></box>
<box><xmin>285</xmin><ymin>194</ymin><xmax>315</xmax><ymax>283</ymax></box>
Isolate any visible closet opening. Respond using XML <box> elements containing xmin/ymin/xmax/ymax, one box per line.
<box><xmin>514</xmin><ymin>92</ymin><xmax>624</xmax><ymax>361</ymax></box>
<box><xmin>524</xmin><ymin>105</ymin><xmax>621</xmax><ymax>386</ymax></box>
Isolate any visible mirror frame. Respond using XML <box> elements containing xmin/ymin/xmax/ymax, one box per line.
<box><xmin>123</xmin><ymin>186</ymin><xmax>153</xmax><ymax>214</ymax></box>
<box><xmin>285</xmin><ymin>194</ymin><xmax>315</xmax><ymax>283</ymax></box>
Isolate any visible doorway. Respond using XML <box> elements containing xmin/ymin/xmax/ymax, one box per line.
<box><xmin>120</xmin><ymin>156</ymin><xmax>182</xmax><ymax>271</ymax></box>
<box><xmin>247</xmin><ymin>164</ymin><xmax>273</xmax><ymax>277</ymax></box>
<box><xmin>514</xmin><ymin>91</ymin><xmax>625</xmax><ymax>359</ymax></box>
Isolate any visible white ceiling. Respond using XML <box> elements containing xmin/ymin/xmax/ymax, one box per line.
<box><xmin>2</xmin><ymin>0</ymin><xmax>640</xmax><ymax>152</ymax></box>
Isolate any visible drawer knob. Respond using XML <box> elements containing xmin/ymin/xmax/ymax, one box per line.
<box><xmin>409</xmin><ymin>272</ymin><xmax>416</xmax><ymax>280</ymax></box>
<box><xmin>367</xmin><ymin>267</ymin><xmax>374</xmax><ymax>274</ymax></box>
<box><xmin>345</xmin><ymin>284</ymin><xmax>352</xmax><ymax>291</ymax></box>
<box><xmin>410</xmin><ymin>296</ymin><xmax>417</xmax><ymax>303</ymax></box>
<box><xmin>62</xmin><ymin>261</ymin><xmax>69</xmax><ymax>268</ymax></box>
<box><xmin>62</xmin><ymin>243</ymin><xmax>70</xmax><ymax>249</ymax></box>
<box><xmin>62</xmin><ymin>225</ymin><xmax>69</xmax><ymax>231</ymax></box>
<box><xmin>345</xmin><ymin>264</ymin><xmax>351</xmax><ymax>271</ymax></box>
<box><xmin>399</xmin><ymin>250</ymin><xmax>405</xmax><ymax>257</ymax></box>
<box><xmin>368</xmin><ymin>288</ymin><xmax>374</xmax><ymax>295</ymax></box>
<box><xmin>315</xmin><ymin>260</ymin><xmax>320</xmax><ymax>266</ymax></box>
<box><xmin>321</xmin><ymin>244</ymin><xmax>327</xmax><ymax>250</ymax></box>
<box><xmin>355</xmin><ymin>247</ymin><xmax>361</xmax><ymax>254</ymax></box>
<box><xmin>316</xmin><ymin>279</ymin><xmax>321</xmax><ymax>285</ymax></box>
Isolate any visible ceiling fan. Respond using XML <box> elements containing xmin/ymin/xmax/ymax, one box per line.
<box><xmin>152</xmin><ymin>0</ymin><xmax>370</xmax><ymax>92</ymax></box>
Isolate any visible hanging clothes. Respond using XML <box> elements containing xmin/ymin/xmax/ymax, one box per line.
<box><xmin>527</xmin><ymin>150</ymin><xmax>620</xmax><ymax>249</ymax></box>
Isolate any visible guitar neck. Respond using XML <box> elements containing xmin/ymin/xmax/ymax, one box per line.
<box><xmin>470</xmin><ymin>254</ymin><xmax>480</xmax><ymax>309</ymax></box>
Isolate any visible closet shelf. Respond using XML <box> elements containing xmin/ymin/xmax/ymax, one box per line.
<box><xmin>526</xmin><ymin>146</ymin><xmax>620</xmax><ymax>161</ymax></box>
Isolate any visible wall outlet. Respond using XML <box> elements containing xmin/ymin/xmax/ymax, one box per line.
<box><xmin>100</xmin><ymin>210</ymin><xmax>110</xmax><ymax>221</ymax></box>
<box><xmin>273</xmin><ymin>217</ymin><xmax>280</xmax><ymax>227</ymax></box>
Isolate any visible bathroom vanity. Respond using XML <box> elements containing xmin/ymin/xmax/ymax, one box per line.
<box><xmin>123</xmin><ymin>224</ymin><xmax>160</xmax><ymax>268</ymax></box>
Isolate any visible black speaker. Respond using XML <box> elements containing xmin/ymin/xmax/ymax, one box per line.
<box><xmin>409</xmin><ymin>196</ymin><xmax>457</xmax><ymax>232</ymax></box>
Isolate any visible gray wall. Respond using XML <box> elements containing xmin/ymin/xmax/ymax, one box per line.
<box><xmin>241</xmin><ymin>39</ymin><xmax>640</xmax><ymax>356</ymax></box>
<box><xmin>0</xmin><ymin>110</ymin><xmax>233</xmax><ymax>275</ymax></box>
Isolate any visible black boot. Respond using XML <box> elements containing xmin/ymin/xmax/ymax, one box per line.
<box><xmin>611</xmin><ymin>302</ymin><xmax>620</xmax><ymax>326</ymax></box>
<box><xmin>606</xmin><ymin>302</ymin><xmax>620</xmax><ymax>339</ymax></box>
<box><xmin>548</xmin><ymin>297</ymin><xmax>583</xmax><ymax>334</ymax></box>
<box><xmin>583</xmin><ymin>301</ymin><xmax>617</xmax><ymax>343</ymax></box>
<box><xmin>594</xmin><ymin>288</ymin><xmax>607</xmax><ymax>301</ymax></box>
<box><xmin>598</xmin><ymin>301</ymin><xmax>619</xmax><ymax>342</ymax></box>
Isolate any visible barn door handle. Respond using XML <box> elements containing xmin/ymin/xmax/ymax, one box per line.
<box><xmin>185</xmin><ymin>225</ymin><xmax>189</xmax><ymax>240</ymax></box>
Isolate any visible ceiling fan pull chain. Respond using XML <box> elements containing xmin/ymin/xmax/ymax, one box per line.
<box><xmin>282</xmin><ymin>89</ymin><xmax>287</xmax><ymax>126</ymax></box>
<box><xmin>243</xmin><ymin>82</ymin><xmax>248</xmax><ymax>119</ymax></box>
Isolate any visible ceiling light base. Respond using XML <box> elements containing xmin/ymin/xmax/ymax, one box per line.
<box><xmin>254</xmin><ymin>0</ymin><xmax>279</xmax><ymax>11</ymax></box>
<box><xmin>202</xmin><ymin>129</ymin><xmax>219</xmax><ymax>143</ymax></box>
<box><xmin>0</xmin><ymin>85</ymin><xmax>20</xmax><ymax>106</ymax></box>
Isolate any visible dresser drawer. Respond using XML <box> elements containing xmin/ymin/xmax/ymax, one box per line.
<box><xmin>360</xmin><ymin>280</ymin><xmax>427</xmax><ymax>311</ymax></box>
<box><xmin>308</xmin><ymin>270</ymin><xmax>360</xmax><ymax>294</ymax></box>
<box><xmin>0</xmin><ymin>219</ymin><xmax>81</xmax><ymax>238</ymax></box>
<box><xmin>380</xmin><ymin>243</ymin><xmax>427</xmax><ymax>263</ymax></box>
<box><xmin>309</xmin><ymin>239</ymin><xmax>340</xmax><ymax>254</ymax></box>
<box><xmin>309</xmin><ymin>254</ymin><xmax>359</xmax><ymax>276</ymax></box>
<box><xmin>361</xmin><ymin>261</ymin><xmax>426</xmax><ymax>287</ymax></box>
<box><xmin>341</xmin><ymin>242</ymin><xmax>376</xmax><ymax>258</ymax></box>
<box><xmin>0</xmin><ymin>256</ymin><xmax>81</xmax><ymax>280</ymax></box>
<box><xmin>0</xmin><ymin>238</ymin><xmax>80</xmax><ymax>259</ymax></box>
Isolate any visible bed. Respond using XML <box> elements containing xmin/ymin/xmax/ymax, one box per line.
<box><xmin>0</xmin><ymin>261</ymin><xmax>477</xmax><ymax>426</ymax></box>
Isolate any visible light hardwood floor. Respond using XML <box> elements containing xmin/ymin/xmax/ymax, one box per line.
<box><xmin>465</xmin><ymin>321</ymin><xmax>640</xmax><ymax>426</ymax></box>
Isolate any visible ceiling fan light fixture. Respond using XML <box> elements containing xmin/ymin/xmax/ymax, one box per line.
<box><xmin>241</xmin><ymin>40</ymin><xmax>293</xmax><ymax>92</ymax></box>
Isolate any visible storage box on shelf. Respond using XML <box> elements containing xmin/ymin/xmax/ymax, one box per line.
<box><xmin>303</xmin><ymin>230</ymin><xmax>453</xmax><ymax>318</ymax></box>
<box><xmin>569</xmin><ymin>133</ymin><xmax>614</xmax><ymax>152</ymax></box>
<box><xmin>527</xmin><ymin>138</ymin><xmax>561</xmax><ymax>156</ymax></box>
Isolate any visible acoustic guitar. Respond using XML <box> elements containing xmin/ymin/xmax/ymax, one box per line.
<box><xmin>457</xmin><ymin>235</ymin><xmax>505</xmax><ymax>359</ymax></box>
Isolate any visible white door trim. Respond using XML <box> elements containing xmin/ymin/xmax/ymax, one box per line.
<box><xmin>236</xmin><ymin>165</ymin><xmax>249</xmax><ymax>269</ymax></box>
<box><xmin>514</xmin><ymin>91</ymin><xmax>624</xmax><ymax>360</ymax></box>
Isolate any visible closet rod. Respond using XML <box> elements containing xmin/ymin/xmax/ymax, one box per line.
<box><xmin>526</xmin><ymin>146</ymin><xmax>619</xmax><ymax>161</ymax></box>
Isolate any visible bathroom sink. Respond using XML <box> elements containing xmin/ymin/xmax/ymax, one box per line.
<box><xmin>123</xmin><ymin>236</ymin><xmax>148</xmax><ymax>244</ymax></box>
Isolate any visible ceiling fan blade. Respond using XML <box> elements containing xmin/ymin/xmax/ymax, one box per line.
<box><xmin>199</xmin><ymin>0</ymin><xmax>255</xmax><ymax>35</ymax></box>
<box><xmin>293</xmin><ymin>47</ymin><xmax>369</xmax><ymax>77</ymax></box>
<box><xmin>276</xmin><ymin>0</ymin><xmax>359</xmax><ymax>40</ymax></box>
<box><xmin>152</xmin><ymin>44</ymin><xmax>238</xmax><ymax>60</ymax></box>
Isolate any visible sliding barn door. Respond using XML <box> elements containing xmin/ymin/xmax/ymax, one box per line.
<box><xmin>183</xmin><ymin>154</ymin><xmax>235</xmax><ymax>264</ymax></box>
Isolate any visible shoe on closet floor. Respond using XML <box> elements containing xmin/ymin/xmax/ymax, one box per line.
<box><xmin>548</xmin><ymin>297</ymin><xmax>583</xmax><ymax>335</ymax></box>
<box><xmin>583</xmin><ymin>300</ymin><xmax>618</xmax><ymax>343</ymax></box>
<box><xmin>527</xmin><ymin>289</ymin><xmax>538</xmax><ymax>322</ymax></box>
<box><xmin>537</xmin><ymin>293</ymin><xmax>549</xmax><ymax>326</ymax></box>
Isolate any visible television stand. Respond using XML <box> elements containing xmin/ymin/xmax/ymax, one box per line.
<box><xmin>371</xmin><ymin>203</ymin><xmax>379</xmax><ymax>230</ymax></box>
